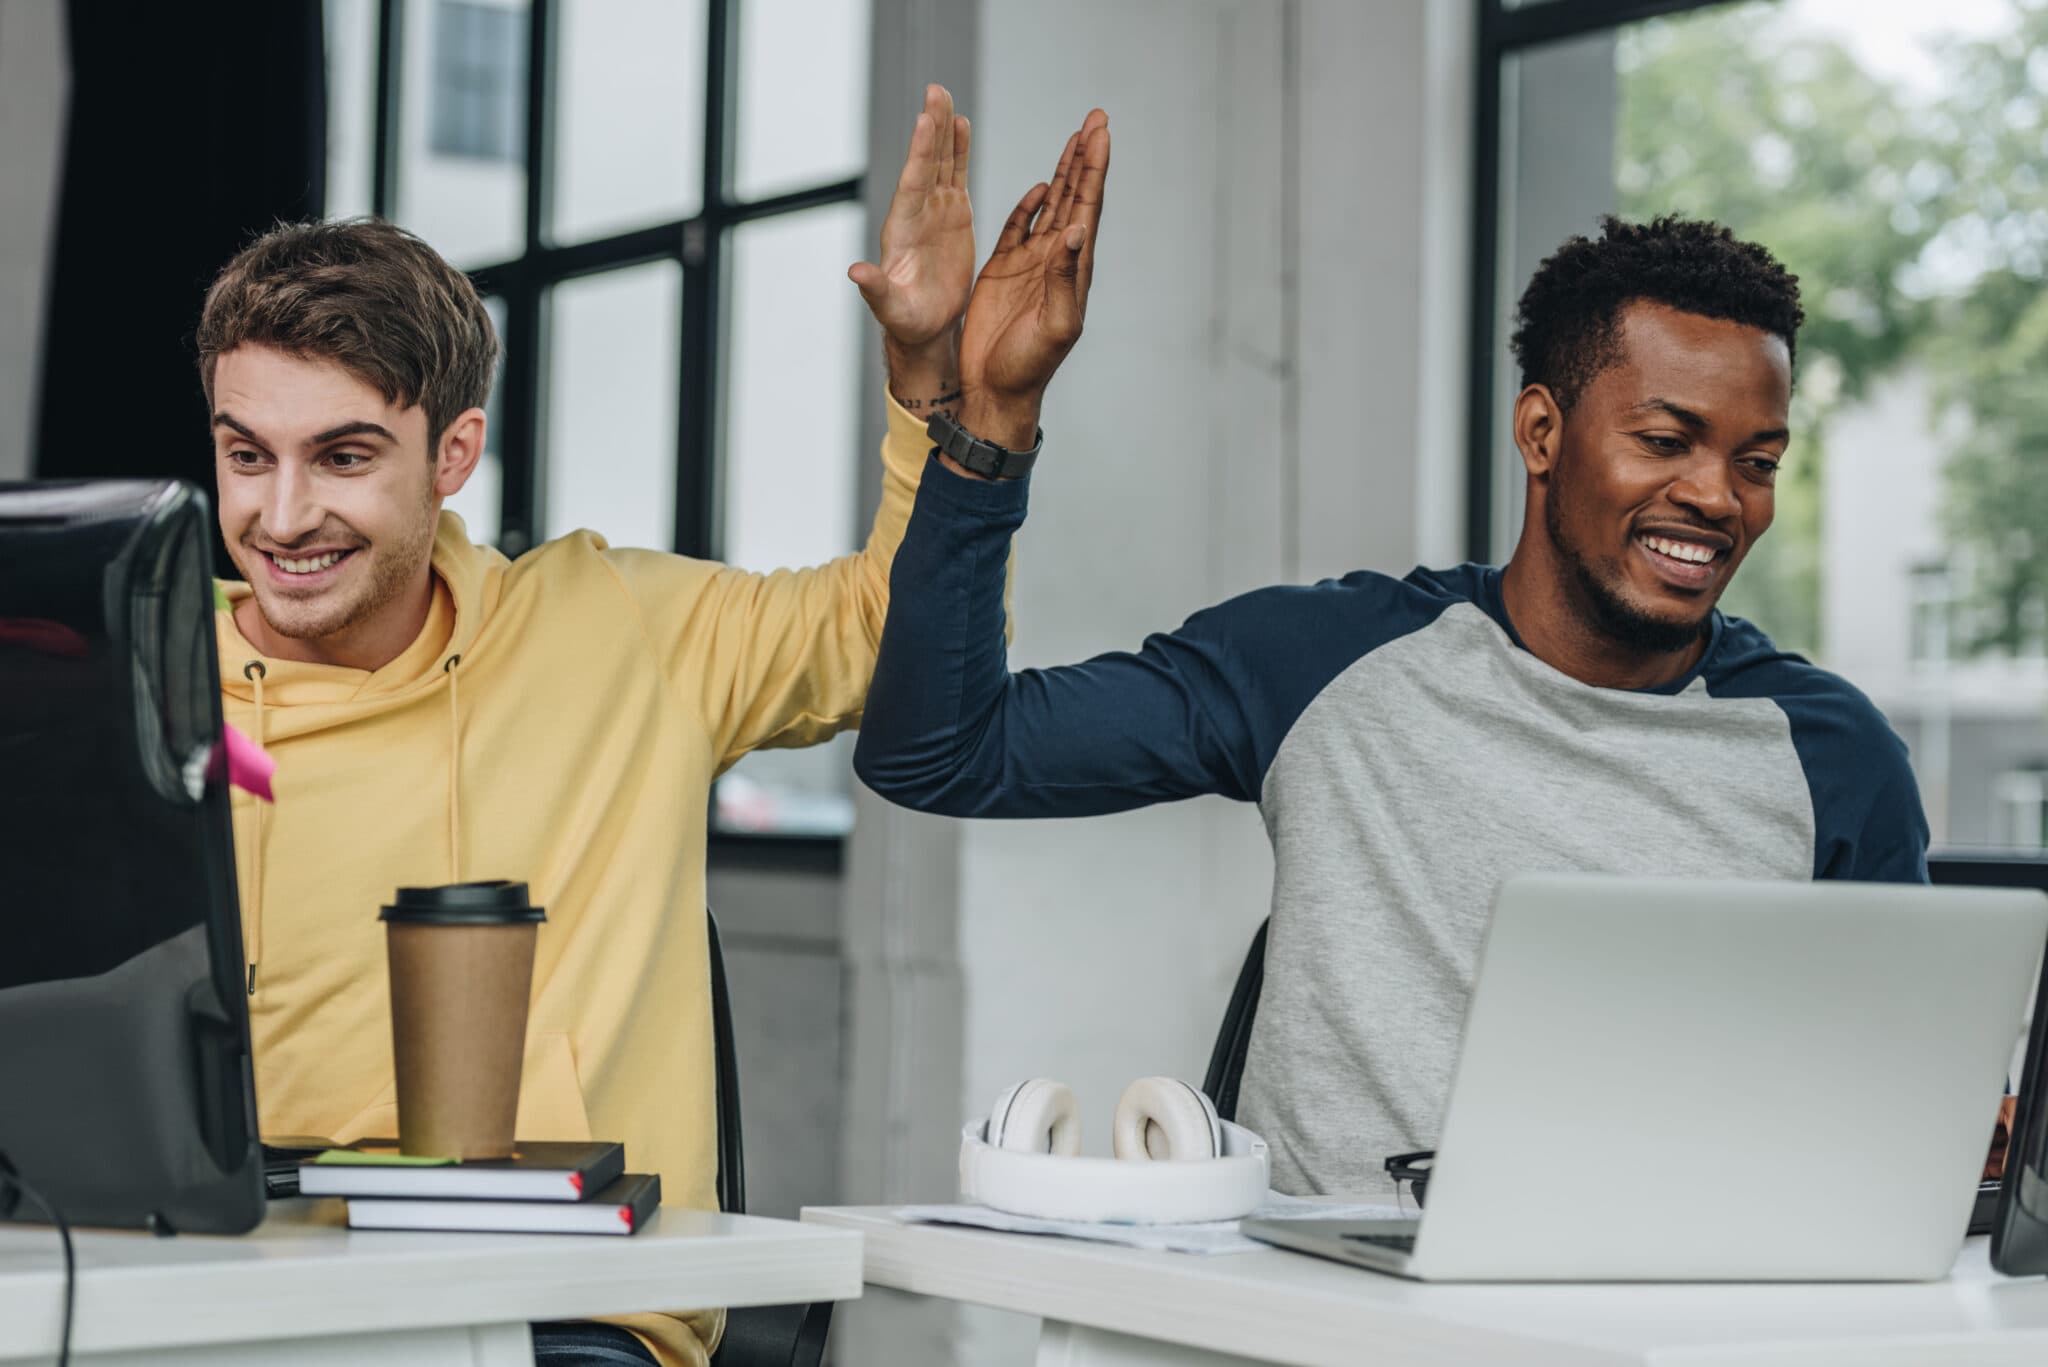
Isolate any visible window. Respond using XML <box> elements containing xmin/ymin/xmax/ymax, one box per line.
<box><xmin>1996</xmin><ymin>769</ymin><xmax>2048</xmax><ymax>851</ymax></box>
<box><xmin>1473</xmin><ymin>0</ymin><xmax>2048</xmax><ymax>853</ymax></box>
<box><xmin>428</xmin><ymin>2</ymin><xmax>523</xmax><ymax>162</ymax></box>
<box><xmin>323</xmin><ymin>0</ymin><xmax>869</xmax><ymax>847</ymax></box>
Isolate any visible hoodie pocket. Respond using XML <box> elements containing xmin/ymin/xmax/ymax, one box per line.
<box><xmin>515</xmin><ymin>1032</ymin><xmax>594</xmax><ymax>1142</ymax></box>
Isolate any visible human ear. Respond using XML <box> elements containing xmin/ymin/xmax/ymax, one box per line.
<box><xmin>432</xmin><ymin>407</ymin><xmax>488</xmax><ymax>499</ymax></box>
<box><xmin>1512</xmin><ymin>384</ymin><xmax>1563</xmax><ymax>481</ymax></box>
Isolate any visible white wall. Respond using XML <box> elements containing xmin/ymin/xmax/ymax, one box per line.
<box><xmin>0</xmin><ymin>0</ymin><xmax>68</xmax><ymax>481</ymax></box>
<box><xmin>837</xmin><ymin>2</ymin><xmax>1470</xmax><ymax>1362</ymax></box>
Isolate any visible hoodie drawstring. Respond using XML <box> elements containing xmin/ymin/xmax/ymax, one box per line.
<box><xmin>243</xmin><ymin>661</ymin><xmax>267</xmax><ymax>996</ymax></box>
<box><xmin>445</xmin><ymin>655</ymin><xmax>463</xmax><ymax>884</ymax></box>
<box><xmin>235</xmin><ymin>654</ymin><xmax>463</xmax><ymax>996</ymax></box>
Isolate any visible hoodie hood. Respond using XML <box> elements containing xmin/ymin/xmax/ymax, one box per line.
<box><xmin>216</xmin><ymin>512</ymin><xmax>506</xmax><ymax>994</ymax></box>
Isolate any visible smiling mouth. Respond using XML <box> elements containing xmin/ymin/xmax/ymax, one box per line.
<box><xmin>262</xmin><ymin>548</ymin><xmax>356</xmax><ymax>577</ymax></box>
<box><xmin>1634</xmin><ymin>532</ymin><xmax>1728</xmax><ymax>588</ymax></box>
<box><xmin>1637</xmin><ymin>533</ymin><xmax>1720</xmax><ymax>565</ymax></box>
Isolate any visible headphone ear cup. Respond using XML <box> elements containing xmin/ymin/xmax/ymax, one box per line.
<box><xmin>1112</xmin><ymin>1077</ymin><xmax>1223</xmax><ymax>1161</ymax></box>
<box><xmin>987</xmin><ymin>1078</ymin><xmax>1081</xmax><ymax>1156</ymax></box>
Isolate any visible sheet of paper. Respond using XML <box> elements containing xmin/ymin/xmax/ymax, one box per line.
<box><xmin>893</xmin><ymin>1190</ymin><xmax>1412</xmax><ymax>1255</ymax></box>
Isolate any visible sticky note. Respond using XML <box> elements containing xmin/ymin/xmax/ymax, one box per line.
<box><xmin>311</xmin><ymin>1149</ymin><xmax>459</xmax><ymax>1167</ymax></box>
<box><xmin>224</xmin><ymin>722</ymin><xmax>276</xmax><ymax>802</ymax></box>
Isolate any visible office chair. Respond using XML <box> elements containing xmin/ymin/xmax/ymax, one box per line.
<box><xmin>706</xmin><ymin>909</ymin><xmax>835</xmax><ymax>1367</ymax></box>
<box><xmin>1200</xmin><ymin>918</ymin><xmax>1270</xmax><ymax>1123</ymax></box>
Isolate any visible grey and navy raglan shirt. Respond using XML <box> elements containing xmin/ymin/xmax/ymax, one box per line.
<box><xmin>854</xmin><ymin>459</ymin><xmax>1929</xmax><ymax>1196</ymax></box>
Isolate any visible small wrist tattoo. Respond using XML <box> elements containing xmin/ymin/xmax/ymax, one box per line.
<box><xmin>893</xmin><ymin>386</ymin><xmax>963</xmax><ymax>421</ymax></box>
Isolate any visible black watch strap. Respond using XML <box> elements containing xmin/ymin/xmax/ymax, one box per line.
<box><xmin>926</xmin><ymin>412</ymin><xmax>1042</xmax><ymax>480</ymax></box>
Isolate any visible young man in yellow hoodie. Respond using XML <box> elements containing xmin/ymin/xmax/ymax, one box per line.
<box><xmin>196</xmin><ymin>86</ymin><xmax>1110</xmax><ymax>1367</ymax></box>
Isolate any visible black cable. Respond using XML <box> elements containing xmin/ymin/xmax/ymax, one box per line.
<box><xmin>0</xmin><ymin>1154</ymin><xmax>74</xmax><ymax>1367</ymax></box>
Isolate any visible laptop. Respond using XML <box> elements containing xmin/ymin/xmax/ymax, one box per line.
<box><xmin>1243</xmin><ymin>873</ymin><xmax>2048</xmax><ymax>1281</ymax></box>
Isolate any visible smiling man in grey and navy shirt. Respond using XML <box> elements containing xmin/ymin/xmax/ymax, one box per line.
<box><xmin>856</xmin><ymin>215</ymin><xmax>1929</xmax><ymax>1196</ymax></box>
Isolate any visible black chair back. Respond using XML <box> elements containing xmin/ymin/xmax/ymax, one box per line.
<box><xmin>706</xmin><ymin>908</ymin><xmax>745</xmax><ymax>1216</ymax></box>
<box><xmin>1201</xmin><ymin>918</ymin><xmax>1269</xmax><ymax>1122</ymax></box>
<box><xmin>704</xmin><ymin>908</ymin><xmax>835</xmax><ymax>1367</ymax></box>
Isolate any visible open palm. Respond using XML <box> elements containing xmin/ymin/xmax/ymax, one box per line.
<box><xmin>850</xmin><ymin>85</ymin><xmax>976</xmax><ymax>352</ymax></box>
<box><xmin>960</xmin><ymin>112</ymin><xmax>1111</xmax><ymax>406</ymax></box>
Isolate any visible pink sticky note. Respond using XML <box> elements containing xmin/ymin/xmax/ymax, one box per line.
<box><xmin>223</xmin><ymin>723</ymin><xmax>276</xmax><ymax>803</ymax></box>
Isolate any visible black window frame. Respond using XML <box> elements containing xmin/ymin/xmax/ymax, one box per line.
<box><xmin>1465</xmin><ymin>0</ymin><xmax>1742</xmax><ymax>563</ymax></box>
<box><xmin>363</xmin><ymin>0</ymin><xmax>862</xmax><ymax>869</ymax></box>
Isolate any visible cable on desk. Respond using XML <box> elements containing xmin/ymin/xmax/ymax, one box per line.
<box><xmin>0</xmin><ymin>1152</ymin><xmax>74</xmax><ymax>1367</ymax></box>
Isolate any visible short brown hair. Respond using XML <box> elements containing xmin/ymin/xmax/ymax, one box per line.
<box><xmin>196</xmin><ymin>218</ymin><xmax>498</xmax><ymax>445</ymax></box>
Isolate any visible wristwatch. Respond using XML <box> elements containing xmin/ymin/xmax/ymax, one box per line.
<box><xmin>926</xmin><ymin>412</ymin><xmax>1042</xmax><ymax>480</ymax></box>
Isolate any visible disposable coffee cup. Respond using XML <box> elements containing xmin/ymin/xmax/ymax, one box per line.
<box><xmin>380</xmin><ymin>881</ymin><xmax>546</xmax><ymax>1159</ymax></box>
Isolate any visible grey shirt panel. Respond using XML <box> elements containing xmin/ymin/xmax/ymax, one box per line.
<box><xmin>1240</xmin><ymin>603</ymin><xmax>1815</xmax><ymax>1194</ymax></box>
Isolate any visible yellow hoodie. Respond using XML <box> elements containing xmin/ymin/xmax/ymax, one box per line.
<box><xmin>216</xmin><ymin>395</ymin><xmax>929</xmax><ymax>1366</ymax></box>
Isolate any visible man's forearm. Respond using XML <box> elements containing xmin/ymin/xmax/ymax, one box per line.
<box><xmin>957</xmin><ymin>393</ymin><xmax>1040</xmax><ymax>461</ymax></box>
<box><xmin>852</xmin><ymin>453</ymin><xmax>1259</xmax><ymax>818</ymax></box>
<box><xmin>887</xmin><ymin>337</ymin><xmax>1044</xmax><ymax>484</ymax></box>
<box><xmin>853</xmin><ymin>460</ymin><xmax>1026</xmax><ymax>814</ymax></box>
<box><xmin>885</xmin><ymin>334</ymin><xmax>964</xmax><ymax>425</ymax></box>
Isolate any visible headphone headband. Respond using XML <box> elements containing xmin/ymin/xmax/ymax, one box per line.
<box><xmin>960</xmin><ymin>1118</ymin><xmax>1270</xmax><ymax>1224</ymax></box>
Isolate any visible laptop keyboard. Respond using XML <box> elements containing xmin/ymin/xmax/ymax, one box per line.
<box><xmin>1341</xmin><ymin>1231</ymin><xmax>1417</xmax><ymax>1253</ymax></box>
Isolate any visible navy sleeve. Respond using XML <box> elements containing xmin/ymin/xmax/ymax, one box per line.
<box><xmin>1779</xmin><ymin>689</ymin><xmax>1931</xmax><ymax>882</ymax></box>
<box><xmin>853</xmin><ymin>457</ymin><xmax>1439</xmax><ymax>819</ymax></box>
<box><xmin>1709</xmin><ymin>625</ymin><xmax>1930</xmax><ymax>883</ymax></box>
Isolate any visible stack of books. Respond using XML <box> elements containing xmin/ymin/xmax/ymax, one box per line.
<box><xmin>297</xmin><ymin>1140</ymin><xmax>661</xmax><ymax>1235</ymax></box>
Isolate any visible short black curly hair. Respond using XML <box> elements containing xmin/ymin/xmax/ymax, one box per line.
<box><xmin>1510</xmin><ymin>215</ymin><xmax>1803</xmax><ymax>411</ymax></box>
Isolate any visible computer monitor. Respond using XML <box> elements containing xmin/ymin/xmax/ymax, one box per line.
<box><xmin>0</xmin><ymin>479</ymin><xmax>263</xmax><ymax>1233</ymax></box>
<box><xmin>1930</xmin><ymin>853</ymin><xmax>2048</xmax><ymax>894</ymax></box>
<box><xmin>1936</xmin><ymin>854</ymin><xmax>2048</xmax><ymax>1276</ymax></box>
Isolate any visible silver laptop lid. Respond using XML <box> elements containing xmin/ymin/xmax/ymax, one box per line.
<box><xmin>1412</xmin><ymin>875</ymin><xmax>2048</xmax><ymax>1281</ymax></box>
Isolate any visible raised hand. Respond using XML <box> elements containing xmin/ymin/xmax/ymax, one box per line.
<box><xmin>955</xmin><ymin>109</ymin><xmax>1111</xmax><ymax>453</ymax></box>
<box><xmin>849</xmin><ymin>84</ymin><xmax>976</xmax><ymax>402</ymax></box>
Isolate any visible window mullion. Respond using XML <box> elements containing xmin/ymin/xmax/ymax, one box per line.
<box><xmin>677</xmin><ymin>0</ymin><xmax>736</xmax><ymax>559</ymax></box>
<box><xmin>1491</xmin><ymin>0</ymin><xmax>1737</xmax><ymax>51</ymax></box>
<box><xmin>498</xmin><ymin>0</ymin><xmax>558</xmax><ymax>555</ymax></box>
<box><xmin>523</xmin><ymin>0</ymin><xmax>555</xmax><ymax>249</ymax></box>
<box><xmin>677</xmin><ymin>249</ymin><xmax>719</xmax><ymax>560</ymax></box>
<box><xmin>1466</xmin><ymin>6</ymin><xmax>1506</xmax><ymax>565</ymax></box>
<box><xmin>372</xmin><ymin>0</ymin><xmax>404</xmax><ymax>218</ymax></box>
<box><xmin>497</xmin><ymin>276</ymin><xmax>545</xmax><ymax>556</ymax></box>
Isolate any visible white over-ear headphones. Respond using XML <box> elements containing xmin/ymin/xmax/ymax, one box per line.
<box><xmin>960</xmin><ymin>1077</ymin><xmax>1269</xmax><ymax>1223</ymax></box>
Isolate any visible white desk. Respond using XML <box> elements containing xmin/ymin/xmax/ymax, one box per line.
<box><xmin>803</xmin><ymin>1206</ymin><xmax>2048</xmax><ymax>1367</ymax></box>
<box><xmin>0</xmin><ymin>1198</ymin><xmax>861</xmax><ymax>1366</ymax></box>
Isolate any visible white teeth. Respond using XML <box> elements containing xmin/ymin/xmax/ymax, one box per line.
<box><xmin>1640</xmin><ymin>535</ymin><xmax>1716</xmax><ymax>566</ymax></box>
<box><xmin>272</xmin><ymin>551</ymin><xmax>344</xmax><ymax>575</ymax></box>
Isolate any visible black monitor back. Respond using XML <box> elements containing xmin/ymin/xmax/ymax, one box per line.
<box><xmin>0</xmin><ymin>479</ymin><xmax>263</xmax><ymax>1233</ymax></box>
<box><xmin>1930</xmin><ymin>854</ymin><xmax>2048</xmax><ymax>1276</ymax></box>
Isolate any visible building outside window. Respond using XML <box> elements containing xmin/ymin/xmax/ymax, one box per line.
<box><xmin>428</xmin><ymin>2</ymin><xmax>524</xmax><ymax>162</ymax></box>
<box><xmin>1476</xmin><ymin>0</ymin><xmax>2048</xmax><ymax>853</ymax></box>
<box><xmin>324</xmin><ymin>0</ymin><xmax>871</xmax><ymax>845</ymax></box>
<box><xmin>1996</xmin><ymin>768</ymin><xmax>2048</xmax><ymax>850</ymax></box>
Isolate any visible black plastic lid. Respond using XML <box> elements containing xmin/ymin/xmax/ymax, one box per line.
<box><xmin>379</xmin><ymin>880</ymin><xmax>546</xmax><ymax>925</ymax></box>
